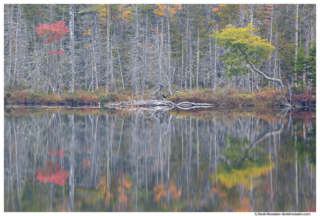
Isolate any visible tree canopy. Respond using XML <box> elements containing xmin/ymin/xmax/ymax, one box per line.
<box><xmin>212</xmin><ymin>24</ymin><xmax>274</xmax><ymax>74</ymax></box>
<box><xmin>211</xmin><ymin>23</ymin><xmax>285</xmax><ymax>92</ymax></box>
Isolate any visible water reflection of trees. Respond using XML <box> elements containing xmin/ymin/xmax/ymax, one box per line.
<box><xmin>4</xmin><ymin>110</ymin><xmax>316</xmax><ymax>212</ymax></box>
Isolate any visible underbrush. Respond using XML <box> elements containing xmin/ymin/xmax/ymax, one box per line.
<box><xmin>167</xmin><ymin>87</ymin><xmax>282</xmax><ymax>107</ymax></box>
<box><xmin>4</xmin><ymin>89</ymin><xmax>131</xmax><ymax>106</ymax></box>
<box><xmin>4</xmin><ymin>86</ymin><xmax>315</xmax><ymax>108</ymax></box>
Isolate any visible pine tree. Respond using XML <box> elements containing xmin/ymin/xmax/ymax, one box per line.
<box><xmin>306</xmin><ymin>42</ymin><xmax>316</xmax><ymax>87</ymax></box>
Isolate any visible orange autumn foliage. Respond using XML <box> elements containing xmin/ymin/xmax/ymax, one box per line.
<box><xmin>153</xmin><ymin>178</ymin><xmax>181</xmax><ymax>202</ymax></box>
<box><xmin>153</xmin><ymin>4</ymin><xmax>182</xmax><ymax>21</ymax></box>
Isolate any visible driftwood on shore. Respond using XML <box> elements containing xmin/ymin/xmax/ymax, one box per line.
<box><xmin>104</xmin><ymin>100</ymin><xmax>213</xmax><ymax>110</ymax></box>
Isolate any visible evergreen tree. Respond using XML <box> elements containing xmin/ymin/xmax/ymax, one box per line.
<box><xmin>306</xmin><ymin>42</ymin><xmax>316</xmax><ymax>87</ymax></box>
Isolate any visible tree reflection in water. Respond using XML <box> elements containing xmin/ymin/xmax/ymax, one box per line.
<box><xmin>3</xmin><ymin>109</ymin><xmax>316</xmax><ymax>212</ymax></box>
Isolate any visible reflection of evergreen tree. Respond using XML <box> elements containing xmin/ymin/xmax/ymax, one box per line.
<box><xmin>296</xmin><ymin>127</ymin><xmax>316</xmax><ymax>166</ymax></box>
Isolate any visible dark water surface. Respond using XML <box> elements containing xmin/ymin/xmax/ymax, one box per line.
<box><xmin>4</xmin><ymin>108</ymin><xmax>316</xmax><ymax>212</ymax></box>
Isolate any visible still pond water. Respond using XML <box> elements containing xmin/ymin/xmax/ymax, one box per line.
<box><xmin>4</xmin><ymin>108</ymin><xmax>316</xmax><ymax>212</ymax></box>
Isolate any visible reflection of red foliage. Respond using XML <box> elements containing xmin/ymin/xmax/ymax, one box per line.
<box><xmin>35</xmin><ymin>162</ymin><xmax>69</xmax><ymax>185</ymax></box>
<box><xmin>48</xmin><ymin>149</ymin><xmax>66</xmax><ymax>157</ymax></box>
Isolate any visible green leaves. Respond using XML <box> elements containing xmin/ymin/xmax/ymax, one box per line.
<box><xmin>211</xmin><ymin>24</ymin><xmax>275</xmax><ymax>77</ymax></box>
<box><xmin>307</xmin><ymin>42</ymin><xmax>316</xmax><ymax>87</ymax></box>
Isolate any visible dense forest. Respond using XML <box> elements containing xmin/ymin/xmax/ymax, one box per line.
<box><xmin>3</xmin><ymin>4</ymin><xmax>316</xmax><ymax>98</ymax></box>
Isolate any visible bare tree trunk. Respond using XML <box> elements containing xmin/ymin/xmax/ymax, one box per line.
<box><xmin>247</xmin><ymin>61</ymin><xmax>285</xmax><ymax>93</ymax></box>
<box><xmin>84</xmin><ymin>14</ymin><xmax>88</xmax><ymax>91</ymax></box>
<box><xmin>95</xmin><ymin>13</ymin><xmax>100</xmax><ymax>90</ymax></box>
<box><xmin>250</xmin><ymin>4</ymin><xmax>259</xmax><ymax>93</ymax></box>
<box><xmin>160</xmin><ymin>17</ymin><xmax>164</xmax><ymax>94</ymax></box>
<box><xmin>106</xmin><ymin>5</ymin><xmax>110</xmax><ymax>93</ymax></box>
<box><xmin>184</xmin><ymin>8</ymin><xmax>189</xmax><ymax>91</ymax></box>
<box><xmin>181</xmin><ymin>40</ymin><xmax>184</xmax><ymax>90</ymax></box>
<box><xmin>196</xmin><ymin>28</ymin><xmax>199</xmax><ymax>90</ymax></box>
<box><xmin>117</xmin><ymin>48</ymin><xmax>125</xmax><ymax>90</ymax></box>
<box><xmin>132</xmin><ymin>4</ymin><xmax>139</xmax><ymax>95</ymax></box>
<box><xmin>12</xmin><ymin>5</ymin><xmax>20</xmax><ymax>86</ymax></box>
<box><xmin>110</xmin><ymin>38</ymin><xmax>116</xmax><ymax>92</ymax></box>
<box><xmin>69</xmin><ymin>4</ymin><xmax>75</xmax><ymax>93</ymax></box>
<box><xmin>213</xmin><ymin>27</ymin><xmax>217</xmax><ymax>90</ymax></box>
<box><xmin>92</xmin><ymin>14</ymin><xmax>98</xmax><ymax>91</ymax></box>
<box><xmin>6</xmin><ymin>5</ymin><xmax>13</xmax><ymax>87</ymax></box>
<box><xmin>142</xmin><ymin>13</ymin><xmax>148</xmax><ymax>95</ymax></box>
<box><xmin>274</xmin><ymin>24</ymin><xmax>278</xmax><ymax>89</ymax></box>
<box><xmin>294</xmin><ymin>4</ymin><xmax>299</xmax><ymax>87</ymax></box>
<box><xmin>268</xmin><ymin>5</ymin><xmax>273</xmax><ymax>88</ymax></box>
<box><xmin>167</xmin><ymin>5</ymin><xmax>172</xmax><ymax>90</ymax></box>
<box><xmin>188</xmin><ymin>7</ymin><xmax>192</xmax><ymax>92</ymax></box>
<box><xmin>209</xmin><ymin>38</ymin><xmax>213</xmax><ymax>89</ymax></box>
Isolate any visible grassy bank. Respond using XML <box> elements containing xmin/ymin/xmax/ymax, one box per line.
<box><xmin>4</xmin><ymin>86</ymin><xmax>315</xmax><ymax>108</ymax></box>
<box><xmin>4</xmin><ymin>89</ymin><xmax>143</xmax><ymax>106</ymax></box>
<box><xmin>167</xmin><ymin>87</ymin><xmax>316</xmax><ymax>108</ymax></box>
<box><xmin>167</xmin><ymin>87</ymin><xmax>281</xmax><ymax>108</ymax></box>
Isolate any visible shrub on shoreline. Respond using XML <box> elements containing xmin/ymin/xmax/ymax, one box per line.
<box><xmin>4</xmin><ymin>89</ymin><xmax>129</xmax><ymax>106</ymax></box>
<box><xmin>4</xmin><ymin>86</ymin><xmax>315</xmax><ymax>107</ymax></box>
<box><xmin>167</xmin><ymin>87</ymin><xmax>282</xmax><ymax>107</ymax></box>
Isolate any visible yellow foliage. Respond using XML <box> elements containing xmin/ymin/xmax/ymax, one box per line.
<box><xmin>93</xmin><ymin>4</ymin><xmax>132</xmax><ymax>22</ymax></box>
<box><xmin>118</xmin><ymin>5</ymin><xmax>132</xmax><ymax>22</ymax></box>
<box><xmin>212</xmin><ymin>161</ymin><xmax>274</xmax><ymax>189</ymax></box>
<box><xmin>153</xmin><ymin>4</ymin><xmax>182</xmax><ymax>21</ymax></box>
<box><xmin>82</xmin><ymin>29</ymin><xmax>91</xmax><ymax>35</ymax></box>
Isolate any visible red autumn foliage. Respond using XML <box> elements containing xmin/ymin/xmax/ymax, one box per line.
<box><xmin>35</xmin><ymin>21</ymin><xmax>69</xmax><ymax>44</ymax></box>
<box><xmin>36</xmin><ymin>21</ymin><xmax>68</xmax><ymax>57</ymax></box>
<box><xmin>48</xmin><ymin>49</ymin><xmax>66</xmax><ymax>57</ymax></box>
<box><xmin>35</xmin><ymin>162</ymin><xmax>69</xmax><ymax>185</ymax></box>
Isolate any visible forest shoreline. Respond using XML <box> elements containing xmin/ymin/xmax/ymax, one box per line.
<box><xmin>4</xmin><ymin>87</ymin><xmax>316</xmax><ymax>109</ymax></box>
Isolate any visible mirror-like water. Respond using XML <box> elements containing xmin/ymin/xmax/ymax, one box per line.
<box><xmin>4</xmin><ymin>108</ymin><xmax>316</xmax><ymax>212</ymax></box>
